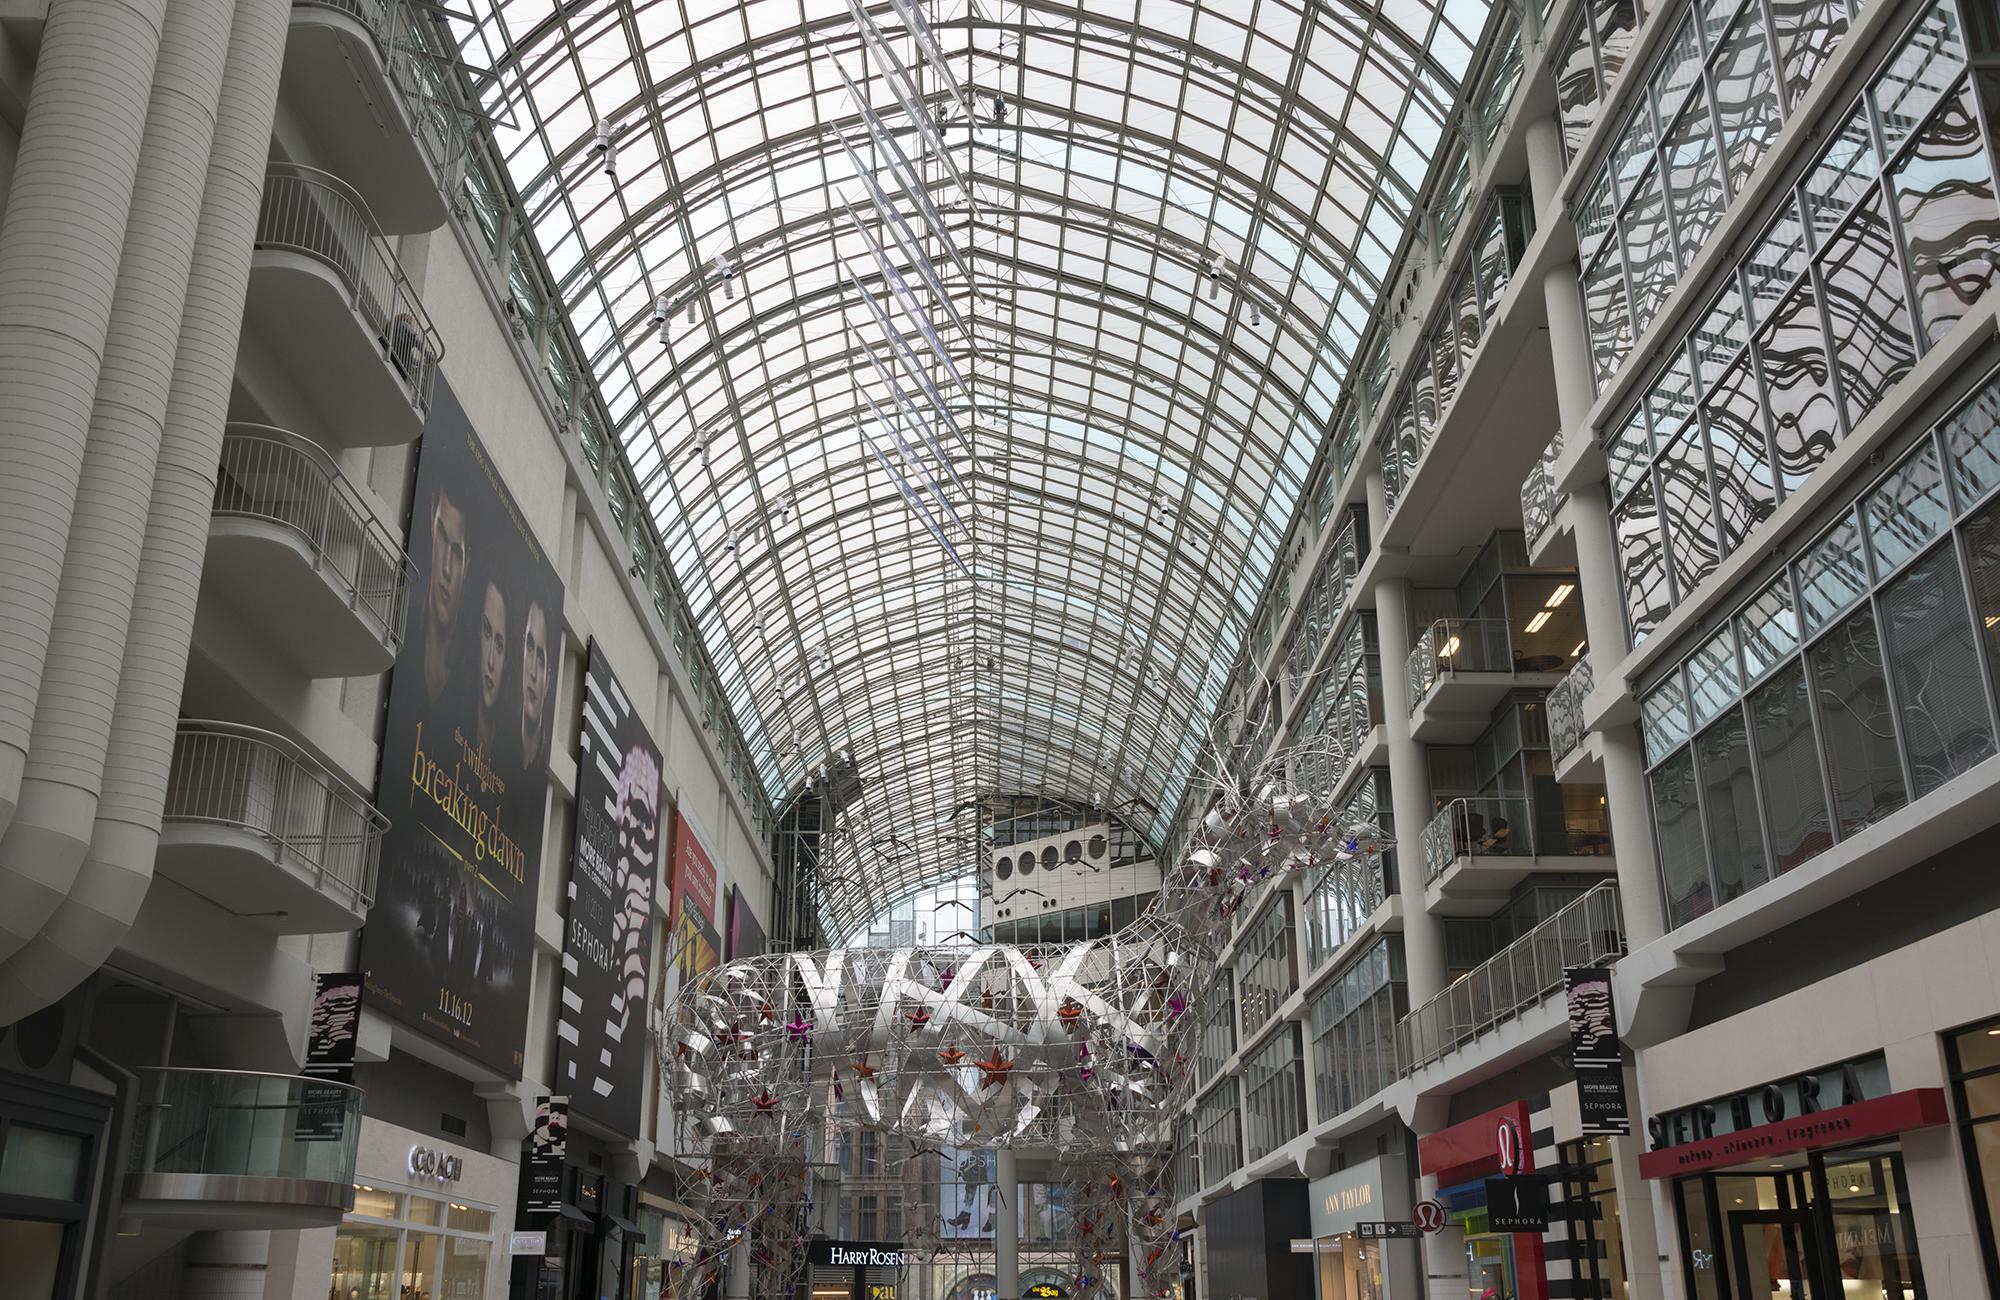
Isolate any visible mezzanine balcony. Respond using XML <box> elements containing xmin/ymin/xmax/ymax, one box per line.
<box><xmin>245</xmin><ymin>163</ymin><xmax>442</xmax><ymax>446</ymax></box>
<box><xmin>1548</xmin><ymin>652</ymin><xmax>1604</xmax><ymax>782</ymax></box>
<box><xmin>124</xmin><ymin>1067</ymin><xmax>360</xmax><ymax>1229</ymax></box>
<box><xmin>1397</xmin><ymin>881</ymin><xmax>1625</xmax><ymax>1074</ymax></box>
<box><xmin>1405</xmin><ymin>617</ymin><xmax>1575</xmax><ymax>741</ymax></box>
<box><xmin>155</xmin><ymin>721</ymin><xmax>386</xmax><ymax>935</ymax></box>
<box><xmin>284</xmin><ymin>0</ymin><xmax>465</xmax><ymax>232</ymax></box>
<box><xmin>207</xmin><ymin>424</ymin><xmax>412</xmax><ymax>678</ymax></box>
<box><xmin>1419</xmin><ymin>793</ymin><xmax>1612</xmax><ymax>915</ymax></box>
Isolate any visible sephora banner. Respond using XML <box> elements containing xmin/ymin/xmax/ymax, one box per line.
<box><xmin>361</xmin><ymin>380</ymin><xmax>563</xmax><ymax>1076</ymax></box>
<box><xmin>555</xmin><ymin>642</ymin><xmax>660</xmax><ymax>1138</ymax></box>
<box><xmin>1565</xmin><ymin>965</ymin><xmax>1630</xmax><ymax>1135</ymax></box>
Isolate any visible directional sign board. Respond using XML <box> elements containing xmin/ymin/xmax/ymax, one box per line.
<box><xmin>1355</xmin><ymin>1221</ymin><xmax>1424</xmax><ymax>1240</ymax></box>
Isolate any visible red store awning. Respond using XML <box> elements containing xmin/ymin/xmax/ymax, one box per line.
<box><xmin>1637</xmin><ymin>1088</ymin><xmax>1950</xmax><ymax>1180</ymax></box>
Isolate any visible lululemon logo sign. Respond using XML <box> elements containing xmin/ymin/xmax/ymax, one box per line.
<box><xmin>1412</xmin><ymin>1199</ymin><xmax>1447</xmax><ymax>1234</ymax></box>
<box><xmin>1496</xmin><ymin>1118</ymin><xmax>1522</xmax><ymax>1174</ymax></box>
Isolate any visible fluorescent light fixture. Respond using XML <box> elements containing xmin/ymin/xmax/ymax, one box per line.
<box><xmin>1439</xmin><ymin>635</ymin><xmax>1460</xmax><ymax>658</ymax></box>
<box><xmin>1525</xmin><ymin>610</ymin><xmax>1552</xmax><ymax>634</ymax></box>
<box><xmin>1545</xmin><ymin>582</ymin><xmax>1574</xmax><ymax>606</ymax></box>
<box><xmin>1571</xmin><ymin>640</ymin><xmax>1587</xmax><ymax>657</ymax></box>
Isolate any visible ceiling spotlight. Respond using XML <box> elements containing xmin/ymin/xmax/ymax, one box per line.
<box><xmin>715</xmin><ymin>254</ymin><xmax>736</xmax><ymax>301</ymax></box>
<box><xmin>1249</xmin><ymin>298</ymin><xmax>1262</xmax><ymax>326</ymax></box>
<box><xmin>651</xmin><ymin>292</ymin><xmax>668</xmax><ymax>327</ymax></box>
<box><xmin>991</xmin><ymin>95</ymin><xmax>1007</xmax><ymax>123</ymax></box>
<box><xmin>1206</xmin><ymin>257</ymin><xmax>1223</xmax><ymax>301</ymax></box>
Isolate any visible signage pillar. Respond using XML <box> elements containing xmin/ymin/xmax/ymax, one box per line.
<box><xmin>995</xmin><ymin>1147</ymin><xmax>1019</xmax><ymax>1300</ymax></box>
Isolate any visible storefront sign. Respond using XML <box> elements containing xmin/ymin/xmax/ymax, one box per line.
<box><xmin>1484</xmin><ymin>1175</ymin><xmax>1550</xmax><ymax>1232</ymax></box>
<box><xmin>556</xmin><ymin>642</ymin><xmax>661</xmax><ymax>1140</ymax></box>
<box><xmin>1355</xmin><ymin>1221</ymin><xmax>1423</xmax><ymax>1239</ymax></box>
<box><xmin>1645</xmin><ymin>1054</ymin><xmax>1891</xmax><ymax>1151</ymax></box>
<box><xmin>811</xmin><ymin>1240</ymin><xmax>907</xmax><ymax>1268</ymax></box>
<box><xmin>1637</xmin><ymin>1087</ymin><xmax>1949</xmax><ymax>1178</ymax></box>
<box><xmin>1025</xmin><ymin>1285</ymin><xmax>1066</xmax><ymax>1299</ymax></box>
<box><xmin>1564</xmin><ymin>966</ymin><xmax>1629</xmax><ymax>1135</ymax></box>
<box><xmin>361</xmin><ymin>381</ymin><xmax>564</xmax><ymax>1077</ymax></box>
<box><xmin>1420</xmin><ymin>1099</ymin><xmax>1537</xmax><ymax>1181</ymax></box>
<box><xmin>296</xmin><ymin>972</ymin><xmax>362</xmax><ymax>1142</ymax></box>
<box><xmin>508</xmin><ymin>1230</ymin><xmax>547</xmax><ymax>1255</ymax></box>
<box><xmin>1309</xmin><ymin>1157</ymin><xmax>1387</xmax><ymax>1238</ymax></box>
<box><xmin>524</xmin><ymin>1094</ymin><xmax>568</xmax><ymax>1216</ymax></box>
<box><xmin>407</xmin><ymin>1144</ymin><xmax>464</xmax><ymax>1184</ymax></box>
<box><xmin>1412</xmin><ymin>1199</ymin><xmax>1447</xmax><ymax>1233</ymax></box>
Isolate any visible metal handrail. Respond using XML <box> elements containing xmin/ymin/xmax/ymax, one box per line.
<box><xmin>129</xmin><ymin>1066</ymin><xmax>362</xmax><ymax>1183</ymax></box>
<box><xmin>1406</xmin><ymin>617</ymin><xmax>1513</xmax><ymax>712</ymax></box>
<box><xmin>293</xmin><ymin>0</ymin><xmax>469</xmax><ymax>175</ymax></box>
<box><xmin>1522</xmin><ymin>431</ymin><xmax>1562</xmax><ymax>548</ymax></box>
<box><xmin>1396</xmin><ymin>881</ymin><xmax>1625</xmax><ymax>1072</ymax></box>
<box><xmin>161</xmin><ymin>719</ymin><xmax>387</xmax><ymax>909</ymax></box>
<box><xmin>1549</xmin><ymin>652</ymin><xmax>1596</xmax><ymax>761</ymax></box>
<box><xmin>214</xmin><ymin>425</ymin><xmax>414</xmax><ymax>648</ymax></box>
<box><xmin>1421</xmin><ymin>791</ymin><xmax>1612</xmax><ymax>883</ymax></box>
<box><xmin>254</xmin><ymin>162</ymin><xmax>443</xmax><ymax>415</ymax></box>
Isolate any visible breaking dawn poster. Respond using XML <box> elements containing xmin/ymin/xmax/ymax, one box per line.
<box><xmin>360</xmin><ymin>379</ymin><xmax>564</xmax><ymax>1076</ymax></box>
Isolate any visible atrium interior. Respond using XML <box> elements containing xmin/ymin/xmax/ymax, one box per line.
<box><xmin>0</xmin><ymin>1</ymin><xmax>1997</xmax><ymax>1299</ymax></box>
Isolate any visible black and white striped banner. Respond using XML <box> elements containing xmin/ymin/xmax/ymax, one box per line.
<box><xmin>555</xmin><ymin>641</ymin><xmax>661</xmax><ymax>1139</ymax></box>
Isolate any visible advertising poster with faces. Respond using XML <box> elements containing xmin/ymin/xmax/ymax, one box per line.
<box><xmin>556</xmin><ymin>642</ymin><xmax>661</xmax><ymax>1138</ymax></box>
<box><xmin>668</xmin><ymin>810</ymin><xmax>721</xmax><ymax>983</ymax></box>
<box><xmin>361</xmin><ymin>379</ymin><xmax>564</xmax><ymax>1076</ymax></box>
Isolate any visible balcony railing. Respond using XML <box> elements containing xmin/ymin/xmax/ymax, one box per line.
<box><xmin>1421</xmin><ymin>794</ymin><xmax>1612</xmax><ymax>884</ymax></box>
<box><xmin>1397</xmin><ymin>881</ymin><xmax>1625</xmax><ymax>1072</ymax></box>
<box><xmin>1522</xmin><ymin>431</ymin><xmax>1562</xmax><ymax>550</ymax></box>
<box><xmin>295</xmin><ymin>0</ymin><xmax>468</xmax><ymax>175</ymax></box>
<box><xmin>1405</xmin><ymin>617</ymin><xmax>1513</xmax><ymax>712</ymax></box>
<box><xmin>254</xmin><ymin>162</ymin><xmax>442</xmax><ymax>415</ymax></box>
<box><xmin>214</xmin><ymin>425</ymin><xmax>414</xmax><ymax>647</ymax></box>
<box><xmin>128</xmin><ymin>1067</ymin><xmax>361</xmax><ymax>1205</ymax></box>
<box><xmin>163</xmin><ymin>721</ymin><xmax>387</xmax><ymax>911</ymax></box>
<box><xmin>1549</xmin><ymin>652</ymin><xmax>1595</xmax><ymax>761</ymax></box>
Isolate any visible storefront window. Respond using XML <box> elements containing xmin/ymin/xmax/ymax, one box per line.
<box><xmin>1947</xmin><ymin>1019</ymin><xmax>2000</xmax><ymax>1289</ymax></box>
<box><xmin>332</xmin><ymin>1185</ymin><xmax>499</xmax><ymax>1300</ymax></box>
<box><xmin>1671</xmin><ymin>1143</ymin><xmax>1927</xmax><ymax>1300</ymax></box>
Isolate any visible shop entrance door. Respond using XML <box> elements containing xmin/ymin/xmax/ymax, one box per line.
<box><xmin>1727</xmin><ymin>1209</ymin><xmax>1818</xmax><ymax>1300</ymax></box>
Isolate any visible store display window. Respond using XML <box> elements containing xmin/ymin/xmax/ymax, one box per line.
<box><xmin>1947</xmin><ymin>1018</ymin><xmax>2000</xmax><ymax>1290</ymax></box>
<box><xmin>330</xmin><ymin>1183</ymin><xmax>497</xmax><ymax>1300</ymax></box>
<box><xmin>1670</xmin><ymin>1142</ymin><xmax>1925</xmax><ymax>1300</ymax></box>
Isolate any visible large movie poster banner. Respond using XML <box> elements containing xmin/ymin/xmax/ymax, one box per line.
<box><xmin>361</xmin><ymin>380</ymin><xmax>563</xmax><ymax>1077</ymax></box>
<box><xmin>668</xmin><ymin>810</ymin><xmax>720</xmax><ymax>983</ymax></box>
<box><xmin>556</xmin><ymin>642</ymin><xmax>660</xmax><ymax>1138</ymax></box>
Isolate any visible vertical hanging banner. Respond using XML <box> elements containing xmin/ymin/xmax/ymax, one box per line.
<box><xmin>556</xmin><ymin>642</ymin><xmax>661</xmax><ymax>1140</ymax></box>
<box><xmin>525</xmin><ymin>1094</ymin><xmax>569</xmax><ymax>1217</ymax></box>
<box><xmin>1565</xmin><ymin>965</ymin><xmax>1630</xmax><ymax>1135</ymax></box>
<box><xmin>360</xmin><ymin>379</ymin><xmax>564</xmax><ymax>1078</ymax></box>
<box><xmin>668</xmin><ymin>811</ymin><xmax>721</xmax><ymax>982</ymax></box>
<box><xmin>726</xmin><ymin>883</ymin><xmax>765</xmax><ymax>961</ymax></box>
<box><xmin>296</xmin><ymin>972</ymin><xmax>362</xmax><ymax>1142</ymax></box>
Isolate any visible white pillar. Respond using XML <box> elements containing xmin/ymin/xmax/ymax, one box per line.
<box><xmin>725</xmin><ymin>1238</ymin><xmax>750</xmax><ymax>1299</ymax></box>
<box><xmin>0</xmin><ymin>0</ymin><xmax>170</xmax><ymax>861</ymax></box>
<box><xmin>1369</xmin><ymin>557</ymin><xmax>1447</xmax><ymax>1004</ymax></box>
<box><xmin>1540</xmin><ymin>253</ymin><xmax>1668</xmax><ymax>950</ymax></box>
<box><xmin>995</xmin><ymin>1146</ymin><xmax>1020</xmax><ymax>1300</ymax></box>
<box><xmin>180</xmin><ymin>1230</ymin><xmax>270</xmax><ymax>1298</ymax></box>
<box><xmin>0</xmin><ymin>0</ymin><xmax>235</xmax><ymax>967</ymax></box>
<box><xmin>1415</xmin><ymin>1173</ymin><xmax>1467</xmax><ymax>1300</ymax></box>
<box><xmin>1523</xmin><ymin>115</ymin><xmax>1566</xmax><ymax>228</ymax></box>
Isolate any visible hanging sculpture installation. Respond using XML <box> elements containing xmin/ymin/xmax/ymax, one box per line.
<box><xmin>661</xmin><ymin>721</ymin><xmax>1390</xmax><ymax>1299</ymax></box>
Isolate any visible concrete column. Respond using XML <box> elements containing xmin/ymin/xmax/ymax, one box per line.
<box><xmin>1567</xmin><ymin>480</ymin><xmax>1666</xmax><ymax>949</ymax></box>
<box><xmin>0</xmin><ymin>0</ymin><xmax>234</xmax><ymax>965</ymax></box>
<box><xmin>724</xmin><ymin>1238</ymin><xmax>750</xmax><ymax>1300</ymax></box>
<box><xmin>1603</xmin><ymin>1069</ymin><xmax>1668</xmax><ymax>1300</ymax></box>
<box><xmin>1540</xmin><ymin>256</ymin><xmax>1668</xmax><ymax>950</ymax></box>
<box><xmin>1369</xmin><ymin>564</ymin><xmax>1447</xmax><ymax>1005</ymax></box>
<box><xmin>1524</xmin><ymin>115</ymin><xmax>1566</xmax><ymax>227</ymax></box>
<box><xmin>181</xmin><ymin>1230</ymin><xmax>271</xmax><ymax>1298</ymax></box>
<box><xmin>1415</xmin><ymin>1172</ymin><xmax>1468</xmax><ymax>1300</ymax></box>
<box><xmin>0</xmin><ymin>0</ymin><xmax>293</xmax><ymax>1022</ymax></box>
<box><xmin>995</xmin><ymin>1146</ymin><xmax>1020</xmax><ymax>1300</ymax></box>
<box><xmin>0</xmin><ymin>0</ymin><xmax>170</xmax><ymax>839</ymax></box>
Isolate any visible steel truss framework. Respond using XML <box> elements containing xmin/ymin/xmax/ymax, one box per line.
<box><xmin>450</xmin><ymin>0</ymin><xmax>1485</xmax><ymax>936</ymax></box>
<box><xmin>663</xmin><ymin>725</ymin><xmax>1389</xmax><ymax>1299</ymax></box>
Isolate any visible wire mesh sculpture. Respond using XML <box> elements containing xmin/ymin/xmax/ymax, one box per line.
<box><xmin>663</xmin><ymin>710</ymin><xmax>1390</xmax><ymax>1299</ymax></box>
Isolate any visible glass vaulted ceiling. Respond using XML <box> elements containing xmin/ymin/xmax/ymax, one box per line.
<box><xmin>454</xmin><ymin>0</ymin><xmax>1485</xmax><ymax>938</ymax></box>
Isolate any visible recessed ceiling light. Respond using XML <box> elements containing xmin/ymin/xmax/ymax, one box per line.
<box><xmin>1545</xmin><ymin>583</ymin><xmax>1574</xmax><ymax>607</ymax></box>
